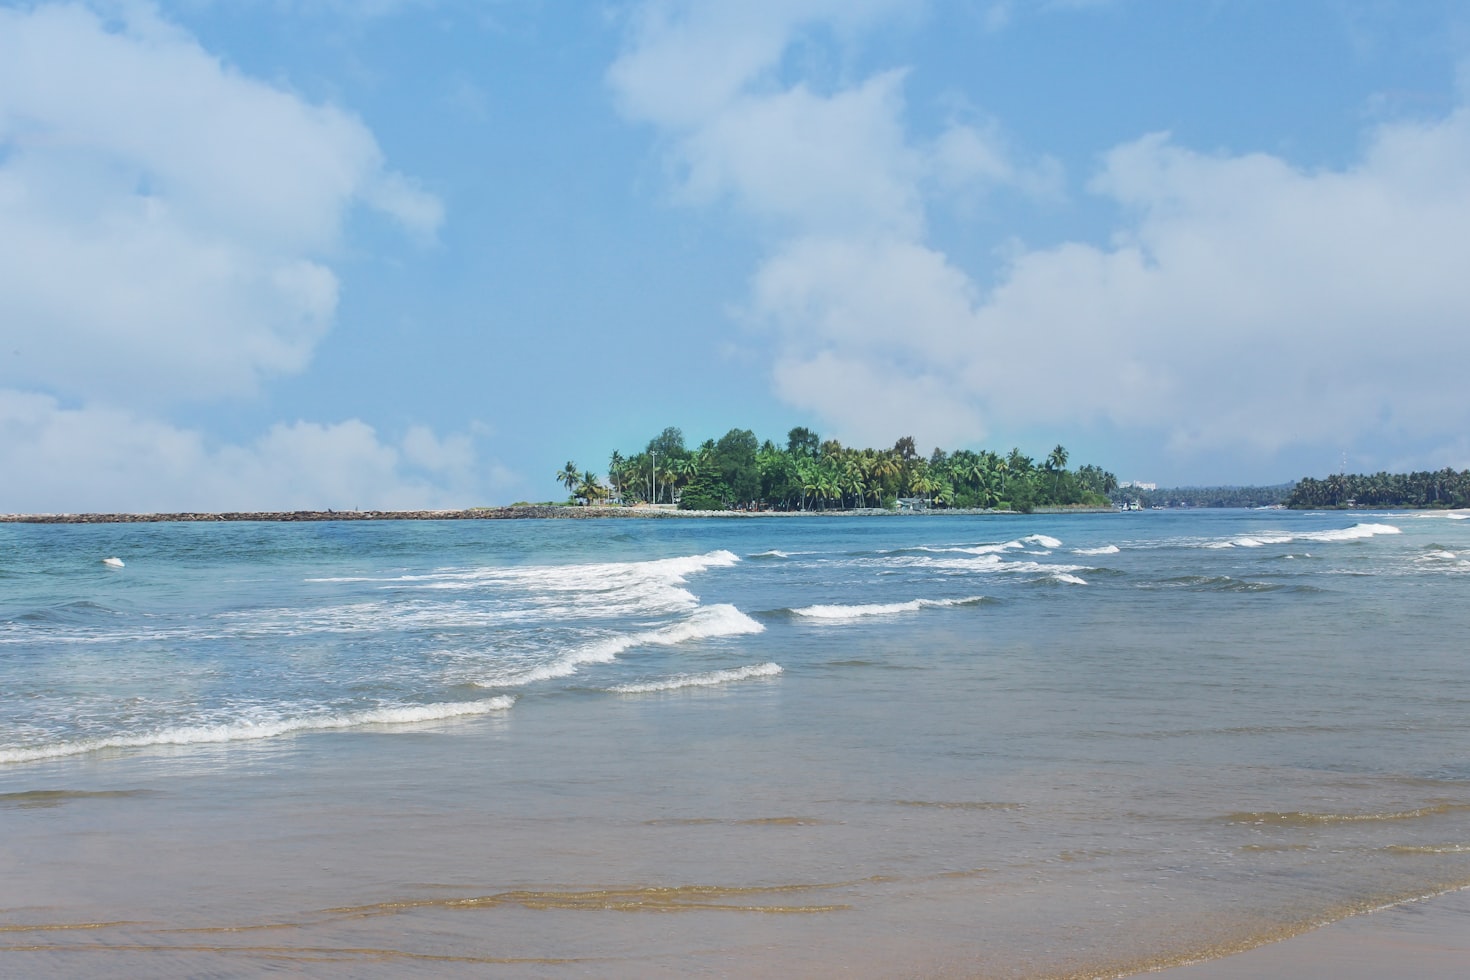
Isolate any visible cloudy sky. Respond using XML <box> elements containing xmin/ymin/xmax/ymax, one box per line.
<box><xmin>3</xmin><ymin>0</ymin><xmax>1469</xmax><ymax>511</ymax></box>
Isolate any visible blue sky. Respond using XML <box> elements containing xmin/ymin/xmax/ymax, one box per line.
<box><xmin>3</xmin><ymin>0</ymin><xmax>1470</xmax><ymax>510</ymax></box>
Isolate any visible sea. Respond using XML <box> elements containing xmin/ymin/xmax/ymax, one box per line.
<box><xmin>2</xmin><ymin>509</ymin><xmax>1468</xmax><ymax>978</ymax></box>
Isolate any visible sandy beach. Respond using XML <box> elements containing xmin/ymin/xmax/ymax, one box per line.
<box><xmin>1154</xmin><ymin>887</ymin><xmax>1470</xmax><ymax>978</ymax></box>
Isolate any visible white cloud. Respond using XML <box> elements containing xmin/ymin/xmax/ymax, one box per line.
<box><xmin>772</xmin><ymin>351</ymin><xmax>986</xmax><ymax>450</ymax></box>
<box><xmin>0</xmin><ymin>3</ymin><xmax>490</xmax><ymax>513</ymax></box>
<box><xmin>613</xmin><ymin>2</ymin><xmax>1470</xmax><ymax>472</ymax></box>
<box><xmin>608</xmin><ymin>0</ymin><xmax>912</xmax><ymax>128</ymax></box>
<box><xmin>679</xmin><ymin>71</ymin><xmax>922</xmax><ymax>237</ymax></box>
<box><xmin>0</xmin><ymin>390</ymin><xmax>511</xmax><ymax>513</ymax></box>
<box><xmin>0</xmin><ymin>2</ymin><xmax>442</xmax><ymax>404</ymax></box>
<box><xmin>929</xmin><ymin>121</ymin><xmax>1065</xmax><ymax>203</ymax></box>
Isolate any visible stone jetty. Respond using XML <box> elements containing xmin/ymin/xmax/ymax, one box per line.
<box><xmin>1</xmin><ymin>504</ymin><xmax>1113</xmax><ymax>525</ymax></box>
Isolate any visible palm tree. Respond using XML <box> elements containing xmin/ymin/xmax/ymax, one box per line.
<box><xmin>576</xmin><ymin>470</ymin><xmax>605</xmax><ymax>505</ymax></box>
<box><xmin>556</xmin><ymin>461</ymin><xmax>579</xmax><ymax>498</ymax></box>
<box><xmin>1044</xmin><ymin>445</ymin><xmax>1069</xmax><ymax>501</ymax></box>
<box><xmin>673</xmin><ymin>454</ymin><xmax>701</xmax><ymax>486</ymax></box>
<box><xmin>608</xmin><ymin>450</ymin><xmax>624</xmax><ymax>499</ymax></box>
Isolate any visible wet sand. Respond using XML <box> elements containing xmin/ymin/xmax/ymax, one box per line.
<box><xmin>1153</xmin><ymin>887</ymin><xmax>1470</xmax><ymax>978</ymax></box>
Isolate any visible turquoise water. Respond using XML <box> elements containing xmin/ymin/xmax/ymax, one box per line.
<box><xmin>2</xmin><ymin>511</ymin><xmax>1469</xmax><ymax>976</ymax></box>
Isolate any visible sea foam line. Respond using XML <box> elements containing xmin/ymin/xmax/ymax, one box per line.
<box><xmin>791</xmin><ymin>595</ymin><xmax>987</xmax><ymax>621</ymax></box>
<box><xmin>310</xmin><ymin>549</ymin><xmax>740</xmax><ymax>591</ymax></box>
<box><xmin>487</xmin><ymin>604</ymin><xmax>765</xmax><ymax>687</ymax></box>
<box><xmin>608</xmin><ymin>662</ymin><xmax>783</xmax><ymax>694</ymax></box>
<box><xmin>1202</xmin><ymin>523</ymin><xmax>1400</xmax><ymax>549</ymax></box>
<box><xmin>0</xmin><ymin>698</ymin><xmax>516</xmax><ymax>766</ymax></box>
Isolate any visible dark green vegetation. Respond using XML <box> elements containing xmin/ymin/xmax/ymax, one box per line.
<box><xmin>560</xmin><ymin>427</ymin><xmax>1117</xmax><ymax>512</ymax></box>
<box><xmin>1119</xmin><ymin>484</ymin><xmax>1294</xmax><ymax>509</ymax></box>
<box><xmin>1286</xmin><ymin>469</ymin><xmax>1470</xmax><ymax>509</ymax></box>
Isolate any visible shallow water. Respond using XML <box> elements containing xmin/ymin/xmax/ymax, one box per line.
<box><xmin>2</xmin><ymin>511</ymin><xmax>1469</xmax><ymax>976</ymax></box>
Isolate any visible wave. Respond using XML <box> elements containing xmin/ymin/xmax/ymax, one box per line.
<box><xmin>790</xmin><ymin>595</ymin><xmax>989</xmax><ymax>622</ymax></box>
<box><xmin>1046</xmin><ymin>573</ymin><xmax>1088</xmax><ymax>586</ymax></box>
<box><xmin>608</xmin><ymin>662</ymin><xmax>783</xmax><ymax>694</ymax></box>
<box><xmin>282</xmin><ymin>550</ymin><xmax>747</xmax><ymax>635</ymax></box>
<box><xmin>748</xmin><ymin>550</ymin><xmax>792</xmax><ymax>559</ymax></box>
<box><xmin>12</xmin><ymin>600</ymin><xmax>123</xmax><ymax>625</ymax></box>
<box><xmin>1074</xmin><ymin>544</ymin><xmax>1120</xmax><ymax>555</ymax></box>
<box><xmin>0</xmin><ymin>697</ymin><xmax>516</xmax><ymax>766</ymax></box>
<box><xmin>1139</xmin><ymin>575</ymin><xmax>1296</xmax><ymax>593</ymax></box>
<box><xmin>1224</xmin><ymin>803</ymin><xmax>1470</xmax><ymax>826</ymax></box>
<box><xmin>309</xmin><ymin>548</ymin><xmax>738</xmax><ymax>606</ymax></box>
<box><xmin>1298</xmin><ymin>523</ymin><xmax>1401</xmax><ymax>542</ymax></box>
<box><xmin>1200</xmin><ymin>523</ymin><xmax>1400</xmax><ymax>550</ymax></box>
<box><xmin>889</xmin><ymin>534</ymin><xmax>1063</xmax><ymax>559</ymax></box>
<box><xmin>486</xmin><ymin>604</ymin><xmax>766</xmax><ymax>687</ymax></box>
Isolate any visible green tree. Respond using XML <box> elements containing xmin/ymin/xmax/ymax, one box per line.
<box><xmin>786</xmin><ymin>426</ymin><xmax>821</xmax><ymax>459</ymax></box>
<box><xmin>576</xmin><ymin>470</ymin><xmax>605</xmax><ymax>505</ymax></box>
<box><xmin>714</xmin><ymin>428</ymin><xmax>760</xmax><ymax>506</ymax></box>
<box><xmin>556</xmin><ymin>461</ymin><xmax>579</xmax><ymax>498</ymax></box>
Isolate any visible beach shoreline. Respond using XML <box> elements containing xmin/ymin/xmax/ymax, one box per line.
<box><xmin>0</xmin><ymin>504</ymin><xmax>1116</xmax><ymax>524</ymax></box>
<box><xmin>1148</xmin><ymin>885</ymin><xmax>1470</xmax><ymax>978</ymax></box>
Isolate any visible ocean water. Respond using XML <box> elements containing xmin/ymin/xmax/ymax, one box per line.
<box><xmin>2</xmin><ymin>510</ymin><xmax>1469</xmax><ymax>977</ymax></box>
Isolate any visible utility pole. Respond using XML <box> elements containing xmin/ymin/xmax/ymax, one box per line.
<box><xmin>650</xmin><ymin>450</ymin><xmax>658</xmax><ymax>505</ymax></box>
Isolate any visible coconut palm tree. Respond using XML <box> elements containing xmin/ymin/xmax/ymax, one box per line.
<box><xmin>556</xmin><ymin>461</ymin><xmax>579</xmax><ymax>498</ymax></box>
<box><xmin>576</xmin><ymin>470</ymin><xmax>605</xmax><ymax>505</ymax></box>
<box><xmin>608</xmin><ymin>451</ymin><xmax>624</xmax><ymax>499</ymax></box>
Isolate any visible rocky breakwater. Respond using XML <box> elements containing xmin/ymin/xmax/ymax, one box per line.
<box><xmin>0</xmin><ymin>506</ymin><xmax>728</xmax><ymax>524</ymax></box>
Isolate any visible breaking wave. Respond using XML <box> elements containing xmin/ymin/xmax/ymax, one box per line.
<box><xmin>0</xmin><ymin>697</ymin><xmax>516</xmax><ymax>765</ymax></box>
<box><xmin>484</xmin><ymin>604</ymin><xmax>765</xmax><ymax>687</ymax></box>
<box><xmin>1201</xmin><ymin>523</ymin><xmax>1400</xmax><ymax>550</ymax></box>
<box><xmin>608</xmin><ymin>662</ymin><xmax>783</xmax><ymax>694</ymax></box>
<box><xmin>790</xmin><ymin>596</ymin><xmax>989</xmax><ymax>621</ymax></box>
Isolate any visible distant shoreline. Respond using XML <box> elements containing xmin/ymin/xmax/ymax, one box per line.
<box><xmin>0</xmin><ymin>504</ymin><xmax>1117</xmax><ymax>524</ymax></box>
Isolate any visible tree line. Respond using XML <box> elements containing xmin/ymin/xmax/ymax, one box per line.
<box><xmin>1285</xmin><ymin>469</ymin><xmax>1470</xmax><ymax>509</ymax></box>
<box><xmin>556</xmin><ymin>426</ymin><xmax>1117</xmax><ymax>513</ymax></box>
<box><xmin>1120</xmin><ymin>484</ymin><xmax>1294</xmax><ymax>509</ymax></box>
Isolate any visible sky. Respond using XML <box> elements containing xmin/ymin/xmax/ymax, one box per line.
<box><xmin>4</xmin><ymin>0</ymin><xmax>1470</xmax><ymax>511</ymax></box>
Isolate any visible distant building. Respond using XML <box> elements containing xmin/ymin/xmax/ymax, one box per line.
<box><xmin>1120</xmin><ymin>481</ymin><xmax>1157</xmax><ymax>491</ymax></box>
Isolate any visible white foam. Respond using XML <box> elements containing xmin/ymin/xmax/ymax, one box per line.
<box><xmin>942</xmin><ymin>536</ymin><xmax>1059</xmax><ymax>557</ymax></box>
<box><xmin>948</xmin><ymin>544</ymin><xmax>1013</xmax><ymax>556</ymax></box>
<box><xmin>0</xmin><ymin>697</ymin><xmax>515</xmax><ymax>765</ymax></box>
<box><xmin>488</xmin><ymin>604</ymin><xmax>765</xmax><ymax>687</ymax></box>
<box><xmin>608</xmin><ymin>662</ymin><xmax>783</xmax><ymax>694</ymax></box>
<box><xmin>750</xmin><ymin>550</ymin><xmax>791</xmax><ymax>558</ymax></box>
<box><xmin>102</xmin><ymin>557</ymin><xmax>124</xmax><ymax>568</ymax></box>
<box><xmin>1074</xmin><ymin>544</ymin><xmax>1120</xmax><ymax>556</ymax></box>
<box><xmin>1296</xmin><ymin>523</ymin><xmax>1400</xmax><ymax>543</ymax></box>
<box><xmin>310</xmin><ymin>550</ymin><xmax>738</xmax><ymax>610</ymax></box>
<box><xmin>792</xmin><ymin>596</ymin><xmax>986</xmax><ymax>621</ymax></box>
<box><xmin>1200</xmin><ymin>523</ymin><xmax>1400</xmax><ymax>550</ymax></box>
<box><xmin>1049</xmin><ymin>573</ymin><xmax>1088</xmax><ymax>585</ymax></box>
